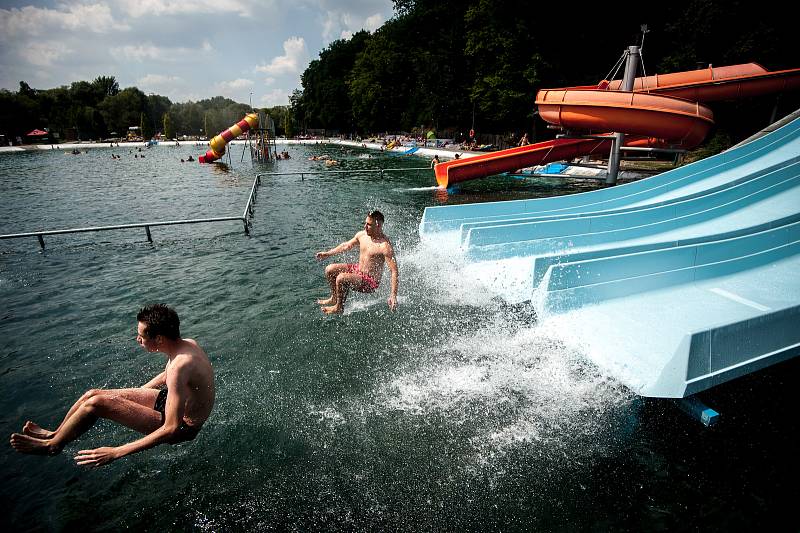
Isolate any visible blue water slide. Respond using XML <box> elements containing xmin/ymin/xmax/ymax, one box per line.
<box><xmin>419</xmin><ymin>113</ymin><xmax>800</xmax><ymax>398</ymax></box>
<box><xmin>464</xmin><ymin>161</ymin><xmax>800</xmax><ymax>260</ymax></box>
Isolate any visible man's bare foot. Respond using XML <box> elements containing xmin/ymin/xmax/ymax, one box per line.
<box><xmin>23</xmin><ymin>421</ymin><xmax>55</xmax><ymax>440</ymax></box>
<box><xmin>10</xmin><ymin>433</ymin><xmax>61</xmax><ymax>455</ymax></box>
<box><xmin>317</xmin><ymin>297</ymin><xmax>335</xmax><ymax>306</ymax></box>
<box><xmin>321</xmin><ymin>305</ymin><xmax>343</xmax><ymax>315</ymax></box>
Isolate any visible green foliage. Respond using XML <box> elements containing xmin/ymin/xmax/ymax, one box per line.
<box><xmin>0</xmin><ymin>77</ymin><xmax>251</xmax><ymax>143</ymax></box>
<box><xmin>0</xmin><ymin>1</ymin><xmax>796</xmax><ymax>144</ymax></box>
<box><xmin>299</xmin><ymin>31</ymin><xmax>370</xmax><ymax>132</ymax></box>
<box><xmin>163</xmin><ymin>112</ymin><xmax>174</xmax><ymax>139</ymax></box>
<box><xmin>294</xmin><ymin>0</ymin><xmax>796</xmax><ymax>141</ymax></box>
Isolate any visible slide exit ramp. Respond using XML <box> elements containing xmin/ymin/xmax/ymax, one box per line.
<box><xmin>419</xmin><ymin>115</ymin><xmax>800</xmax><ymax>398</ymax></box>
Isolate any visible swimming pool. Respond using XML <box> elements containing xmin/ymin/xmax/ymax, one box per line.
<box><xmin>1</xmin><ymin>143</ymin><xmax>796</xmax><ymax>530</ymax></box>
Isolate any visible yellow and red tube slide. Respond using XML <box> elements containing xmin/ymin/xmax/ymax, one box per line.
<box><xmin>199</xmin><ymin>113</ymin><xmax>259</xmax><ymax>163</ymax></box>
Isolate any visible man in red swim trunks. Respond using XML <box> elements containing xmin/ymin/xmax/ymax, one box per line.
<box><xmin>316</xmin><ymin>210</ymin><xmax>399</xmax><ymax>314</ymax></box>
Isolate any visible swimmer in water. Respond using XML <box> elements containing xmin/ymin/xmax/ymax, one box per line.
<box><xmin>10</xmin><ymin>304</ymin><xmax>215</xmax><ymax>467</ymax></box>
<box><xmin>316</xmin><ymin>210</ymin><xmax>399</xmax><ymax>314</ymax></box>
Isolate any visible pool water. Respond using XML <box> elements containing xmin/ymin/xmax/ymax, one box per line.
<box><xmin>1</xmin><ymin>144</ymin><xmax>797</xmax><ymax>530</ymax></box>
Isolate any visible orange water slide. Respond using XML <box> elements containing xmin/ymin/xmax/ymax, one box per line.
<box><xmin>434</xmin><ymin>63</ymin><xmax>800</xmax><ymax>188</ymax></box>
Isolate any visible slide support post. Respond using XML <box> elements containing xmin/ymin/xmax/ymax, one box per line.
<box><xmin>607</xmin><ymin>45</ymin><xmax>640</xmax><ymax>185</ymax></box>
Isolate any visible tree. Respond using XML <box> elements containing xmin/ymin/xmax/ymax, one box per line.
<box><xmin>163</xmin><ymin>112</ymin><xmax>174</xmax><ymax>139</ymax></box>
<box><xmin>99</xmin><ymin>87</ymin><xmax>148</xmax><ymax>136</ymax></box>
<box><xmin>289</xmin><ymin>89</ymin><xmax>305</xmax><ymax>135</ymax></box>
<box><xmin>91</xmin><ymin>76</ymin><xmax>120</xmax><ymax>100</ymax></box>
<box><xmin>299</xmin><ymin>31</ymin><xmax>370</xmax><ymax>133</ymax></box>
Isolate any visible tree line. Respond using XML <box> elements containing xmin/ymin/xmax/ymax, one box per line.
<box><xmin>1</xmin><ymin>0</ymin><xmax>796</xmax><ymax>145</ymax></box>
<box><xmin>292</xmin><ymin>0</ymin><xmax>798</xmax><ymax>143</ymax></box>
<box><xmin>0</xmin><ymin>76</ymin><xmax>294</xmax><ymax>144</ymax></box>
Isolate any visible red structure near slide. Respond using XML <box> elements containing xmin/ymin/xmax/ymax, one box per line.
<box><xmin>434</xmin><ymin>63</ymin><xmax>800</xmax><ymax>188</ymax></box>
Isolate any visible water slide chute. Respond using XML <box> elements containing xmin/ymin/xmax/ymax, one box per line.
<box><xmin>434</xmin><ymin>63</ymin><xmax>800</xmax><ymax>187</ymax></box>
<box><xmin>199</xmin><ymin>113</ymin><xmax>259</xmax><ymax>163</ymax></box>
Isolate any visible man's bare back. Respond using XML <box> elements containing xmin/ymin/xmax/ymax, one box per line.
<box><xmin>161</xmin><ymin>339</ymin><xmax>215</xmax><ymax>428</ymax></box>
<box><xmin>316</xmin><ymin>211</ymin><xmax>399</xmax><ymax>314</ymax></box>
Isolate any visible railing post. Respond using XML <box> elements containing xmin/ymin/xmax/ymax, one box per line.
<box><xmin>37</xmin><ymin>235</ymin><xmax>45</xmax><ymax>249</ymax></box>
<box><xmin>243</xmin><ymin>219</ymin><xmax>250</xmax><ymax>235</ymax></box>
<box><xmin>145</xmin><ymin>225</ymin><xmax>153</xmax><ymax>242</ymax></box>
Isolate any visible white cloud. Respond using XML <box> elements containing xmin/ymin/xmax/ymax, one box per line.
<box><xmin>114</xmin><ymin>44</ymin><xmax>162</xmax><ymax>62</ymax></box>
<box><xmin>259</xmin><ymin>88</ymin><xmax>290</xmax><ymax>106</ymax></box>
<box><xmin>255</xmin><ymin>37</ymin><xmax>309</xmax><ymax>76</ymax></box>
<box><xmin>0</xmin><ymin>3</ymin><xmax>129</xmax><ymax>37</ymax></box>
<box><xmin>364</xmin><ymin>13</ymin><xmax>383</xmax><ymax>31</ymax></box>
<box><xmin>215</xmin><ymin>78</ymin><xmax>254</xmax><ymax>92</ymax></box>
<box><xmin>19</xmin><ymin>41</ymin><xmax>73</xmax><ymax>67</ymax></box>
<box><xmin>115</xmin><ymin>0</ymin><xmax>258</xmax><ymax>18</ymax></box>
<box><xmin>111</xmin><ymin>42</ymin><xmax>212</xmax><ymax>62</ymax></box>
<box><xmin>315</xmin><ymin>2</ymin><xmax>387</xmax><ymax>42</ymax></box>
<box><xmin>138</xmin><ymin>74</ymin><xmax>182</xmax><ymax>86</ymax></box>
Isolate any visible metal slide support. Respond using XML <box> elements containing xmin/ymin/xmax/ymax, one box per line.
<box><xmin>674</xmin><ymin>396</ymin><xmax>720</xmax><ymax>427</ymax></box>
<box><xmin>607</xmin><ymin>46</ymin><xmax>640</xmax><ymax>185</ymax></box>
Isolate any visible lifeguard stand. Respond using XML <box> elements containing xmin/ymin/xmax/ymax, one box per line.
<box><xmin>248</xmin><ymin>110</ymin><xmax>277</xmax><ymax>163</ymax></box>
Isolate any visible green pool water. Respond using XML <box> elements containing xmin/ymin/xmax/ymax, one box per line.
<box><xmin>1</xmin><ymin>144</ymin><xmax>797</xmax><ymax>530</ymax></box>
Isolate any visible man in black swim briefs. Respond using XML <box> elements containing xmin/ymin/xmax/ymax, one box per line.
<box><xmin>316</xmin><ymin>210</ymin><xmax>400</xmax><ymax>314</ymax></box>
<box><xmin>10</xmin><ymin>304</ymin><xmax>215</xmax><ymax>466</ymax></box>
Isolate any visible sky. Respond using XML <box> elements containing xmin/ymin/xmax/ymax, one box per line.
<box><xmin>0</xmin><ymin>0</ymin><xmax>395</xmax><ymax>106</ymax></box>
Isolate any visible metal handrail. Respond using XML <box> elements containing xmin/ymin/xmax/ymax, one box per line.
<box><xmin>255</xmin><ymin>167</ymin><xmax>431</xmax><ymax>181</ymax></box>
<box><xmin>1</xmin><ymin>174</ymin><xmax>263</xmax><ymax>249</ymax></box>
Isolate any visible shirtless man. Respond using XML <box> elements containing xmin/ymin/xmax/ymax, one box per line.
<box><xmin>10</xmin><ymin>304</ymin><xmax>215</xmax><ymax>467</ymax></box>
<box><xmin>316</xmin><ymin>210</ymin><xmax>399</xmax><ymax>314</ymax></box>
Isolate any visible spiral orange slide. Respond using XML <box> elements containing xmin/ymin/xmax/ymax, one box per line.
<box><xmin>434</xmin><ymin>63</ymin><xmax>800</xmax><ymax>188</ymax></box>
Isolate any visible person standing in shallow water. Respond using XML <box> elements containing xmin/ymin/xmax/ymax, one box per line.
<box><xmin>10</xmin><ymin>304</ymin><xmax>215</xmax><ymax>467</ymax></box>
<box><xmin>316</xmin><ymin>210</ymin><xmax>399</xmax><ymax>314</ymax></box>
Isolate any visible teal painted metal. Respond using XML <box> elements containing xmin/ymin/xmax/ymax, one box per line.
<box><xmin>419</xmin><ymin>114</ymin><xmax>800</xmax><ymax>398</ymax></box>
<box><xmin>675</xmin><ymin>397</ymin><xmax>720</xmax><ymax>427</ymax></box>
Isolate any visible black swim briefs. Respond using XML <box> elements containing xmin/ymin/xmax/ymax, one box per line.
<box><xmin>152</xmin><ymin>388</ymin><xmax>202</xmax><ymax>442</ymax></box>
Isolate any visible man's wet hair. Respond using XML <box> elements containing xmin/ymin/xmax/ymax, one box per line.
<box><xmin>137</xmin><ymin>304</ymin><xmax>181</xmax><ymax>340</ymax></box>
<box><xmin>368</xmin><ymin>210</ymin><xmax>384</xmax><ymax>224</ymax></box>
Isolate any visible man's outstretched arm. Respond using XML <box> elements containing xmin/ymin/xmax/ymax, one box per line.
<box><xmin>316</xmin><ymin>233</ymin><xmax>360</xmax><ymax>260</ymax></box>
<box><xmin>386</xmin><ymin>247</ymin><xmax>399</xmax><ymax>311</ymax></box>
<box><xmin>74</xmin><ymin>363</ymin><xmax>191</xmax><ymax>467</ymax></box>
<box><xmin>142</xmin><ymin>370</ymin><xmax>166</xmax><ymax>389</ymax></box>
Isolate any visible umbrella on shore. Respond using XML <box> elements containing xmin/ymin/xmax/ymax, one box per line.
<box><xmin>26</xmin><ymin>129</ymin><xmax>48</xmax><ymax>136</ymax></box>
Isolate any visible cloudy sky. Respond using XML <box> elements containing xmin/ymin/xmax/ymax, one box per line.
<box><xmin>0</xmin><ymin>0</ymin><xmax>394</xmax><ymax>106</ymax></box>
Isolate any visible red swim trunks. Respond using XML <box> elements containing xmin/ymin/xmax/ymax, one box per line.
<box><xmin>346</xmin><ymin>264</ymin><xmax>379</xmax><ymax>292</ymax></box>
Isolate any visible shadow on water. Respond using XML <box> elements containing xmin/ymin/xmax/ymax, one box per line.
<box><xmin>1</xmin><ymin>144</ymin><xmax>798</xmax><ymax>530</ymax></box>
